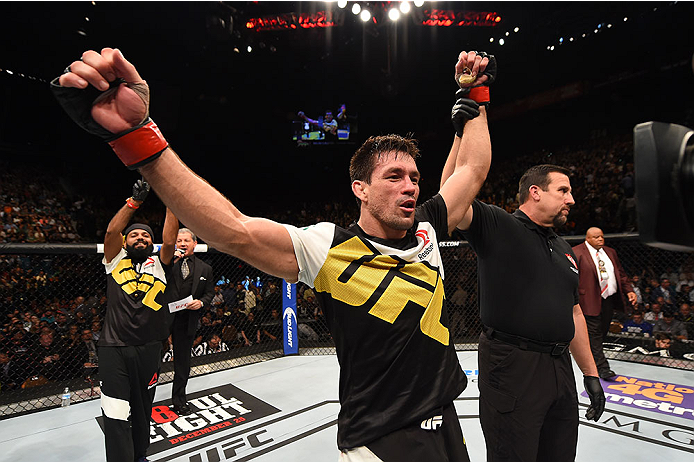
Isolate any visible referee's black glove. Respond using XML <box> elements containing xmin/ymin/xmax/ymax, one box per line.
<box><xmin>451</xmin><ymin>89</ymin><xmax>480</xmax><ymax>138</ymax></box>
<box><xmin>584</xmin><ymin>376</ymin><xmax>606</xmax><ymax>421</ymax></box>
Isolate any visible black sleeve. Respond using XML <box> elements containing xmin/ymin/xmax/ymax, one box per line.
<box><xmin>458</xmin><ymin>200</ymin><xmax>503</xmax><ymax>258</ymax></box>
<box><xmin>415</xmin><ymin>194</ymin><xmax>449</xmax><ymax>240</ymax></box>
<box><xmin>200</xmin><ymin>263</ymin><xmax>215</xmax><ymax>306</ymax></box>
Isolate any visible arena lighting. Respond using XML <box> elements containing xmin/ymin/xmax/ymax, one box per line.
<box><xmin>421</xmin><ymin>10</ymin><xmax>501</xmax><ymax>27</ymax></box>
<box><xmin>514</xmin><ymin>26</ymin><xmax>519</xmax><ymax>32</ymax></box>
<box><xmin>505</xmin><ymin>31</ymin><xmax>509</xmax><ymax>36</ymax></box>
<box><xmin>388</xmin><ymin>7</ymin><xmax>400</xmax><ymax>21</ymax></box>
<box><xmin>400</xmin><ymin>1</ymin><xmax>411</xmax><ymax>14</ymax></box>
<box><xmin>246</xmin><ymin>11</ymin><xmax>338</xmax><ymax>31</ymax></box>
<box><xmin>247</xmin><ymin>45</ymin><xmax>252</xmax><ymax>52</ymax></box>
<box><xmin>413</xmin><ymin>0</ymin><xmax>424</xmax><ymax>7</ymax></box>
<box><xmin>489</xmin><ymin>37</ymin><xmax>494</xmax><ymax>42</ymax></box>
<box><xmin>360</xmin><ymin>9</ymin><xmax>371</xmax><ymax>22</ymax></box>
<box><xmin>337</xmin><ymin>0</ymin><xmax>347</xmax><ymax>8</ymax></box>
<box><xmin>499</xmin><ymin>38</ymin><xmax>504</xmax><ymax>45</ymax></box>
<box><xmin>352</xmin><ymin>3</ymin><xmax>361</xmax><ymax>15</ymax></box>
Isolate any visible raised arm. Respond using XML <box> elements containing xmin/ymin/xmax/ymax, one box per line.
<box><xmin>54</xmin><ymin>48</ymin><xmax>300</xmax><ymax>282</ymax></box>
<box><xmin>103</xmin><ymin>179</ymin><xmax>150</xmax><ymax>263</ymax></box>
<box><xmin>439</xmin><ymin>51</ymin><xmax>494</xmax><ymax>234</ymax></box>
<box><xmin>159</xmin><ymin>207</ymin><xmax>178</xmax><ymax>266</ymax></box>
<box><xmin>140</xmin><ymin>153</ymin><xmax>299</xmax><ymax>280</ymax></box>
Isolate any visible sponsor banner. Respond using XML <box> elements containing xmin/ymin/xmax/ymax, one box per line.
<box><xmin>96</xmin><ymin>384</ymin><xmax>280</xmax><ymax>456</ymax></box>
<box><xmin>282</xmin><ymin>280</ymin><xmax>298</xmax><ymax>355</ymax></box>
<box><xmin>166</xmin><ymin>401</ymin><xmax>340</xmax><ymax>462</ymax></box>
<box><xmin>580</xmin><ymin>374</ymin><xmax>694</xmax><ymax>421</ymax></box>
<box><xmin>579</xmin><ymin>404</ymin><xmax>694</xmax><ymax>453</ymax></box>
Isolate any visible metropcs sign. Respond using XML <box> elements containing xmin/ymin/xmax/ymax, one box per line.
<box><xmin>582</xmin><ymin>374</ymin><xmax>694</xmax><ymax>421</ymax></box>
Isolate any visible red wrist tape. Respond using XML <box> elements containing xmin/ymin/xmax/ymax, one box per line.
<box><xmin>469</xmin><ymin>86</ymin><xmax>490</xmax><ymax>104</ymax></box>
<box><xmin>108</xmin><ymin>120</ymin><xmax>168</xmax><ymax>170</ymax></box>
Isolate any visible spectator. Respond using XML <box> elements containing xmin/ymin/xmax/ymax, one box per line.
<box><xmin>644</xmin><ymin>303</ymin><xmax>663</xmax><ymax>324</ymax></box>
<box><xmin>194</xmin><ymin>334</ymin><xmax>228</xmax><ymax>356</ymax></box>
<box><xmin>631</xmin><ymin>275</ymin><xmax>643</xmax><ymax>305</ymax></box>
<box><xmin>261</xmin><ymin>308</ymin><xmax>283</xmax><ymax>343</ymax></box>
<box><xmin>71</xmin><ymin>328</ymin><xmax>98</xmax><ymax>379</ymax></box>
<box><xmin>621</xmin><ymin>309</ymin><xmax>653</xmax><ymax>336</ymax></box>
<box><xmin>240</xmin><ymin>312</ymin><xmax>261</xmax><ymax>346</ymax></box>
<box><xmin>210</xmin><ymin>286</ymin><xmax>224</xmax><ymax>308</ymax></box>
<box><xmin>194</xmin><ymin>314</ymin><xmax>217</xmax><ymax>346</ymax></box>
<box><xmin>653</xmin><ymin>278</ymin><xmax>677</xmax><ymax>308</ymax></box>
<box><xmin>653</xmin><ymin>332</ymin><xmax>673</xmax><ymax>356</ymax></box>
<box><xmin>654</xmin><ymin>309</ymin><xmax>688</xmax><ymax>340</ymax></box>
<box><xmin>0</xmin><ymin>350</ymin><xmax>20</xmax><ymax>392</ymax></box>
<box><xmin>677</xmin><ymin>303</ymin><xmax>694</xmax><ymax>340</ymax></box>
<box><xmin>28</xmin><ymin>331</ymin><xmax>66</xmax><ymax>381</ymax></box>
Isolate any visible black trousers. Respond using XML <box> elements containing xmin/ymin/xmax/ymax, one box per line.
<box><xmin>584</xmin><ymin>294</ymin><xmax>617</xmax><ymax>373</ymax></box>
<box><xmin>478</xmin><ymin>333</ymin><xmax>578</xmax><ymax>462</ymax></box>
<box><xmin>99</xmin><ymin>342</ymin><xmax>161</xmax><ymax>462</ymax></box>
<box><xmin>171</xmin><ymin>318</ymin><xmax>196</xmax><ymax>408</ymax></box>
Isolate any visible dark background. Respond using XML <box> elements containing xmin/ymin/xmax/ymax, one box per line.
<box><xmin>0</xmin><ymin>1</ymin><xmax>692</xmax><ymax>212</ymax></box>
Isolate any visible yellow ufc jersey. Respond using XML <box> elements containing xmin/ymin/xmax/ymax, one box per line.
<box><xmin>283</xmin><ymin>194</ymin><xmax>466</xmax><ymax>449</ymax></box>
<box><xmin>100</xmin><ymin>248</ymin><xmax>172</xmax><ymax>346</ymax></box>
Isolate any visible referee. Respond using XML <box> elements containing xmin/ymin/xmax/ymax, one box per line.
<box><xmin>444</xmin><ymin>164</ymin><xmax>606</xmax><ymax>461</ymax></box>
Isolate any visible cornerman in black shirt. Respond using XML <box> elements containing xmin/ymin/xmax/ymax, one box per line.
<box><xmin>99</xmin><ymin>179</ymin><xmax>178</xmax><ymax>462</ymax></box>
<box><xmin>444</xmin><ymin>163</ymin><xmax>606</xmax><ymax>461</ymax></box>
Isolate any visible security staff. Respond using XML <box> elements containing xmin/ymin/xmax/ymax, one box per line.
<box><xmin>169</xmin><ymin>228</ymin><xmax>215</xmax><ymax>415</ymax></box>
<box><xmin>573</xmin><ymin>227</ymin><xmax>636</xmax><ymax>379</ymax></box>
<box><xmin>445</xmin><ymin>164</ymin><xmax>606</xmax><ymax>461</ymax></box>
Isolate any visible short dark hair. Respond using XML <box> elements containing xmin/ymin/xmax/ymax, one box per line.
<box><xmin>349</xmin><ymin>134</ymin><xmax>421</xmax><ymax>206</ymax></box>
<box><xmin>518</xmin><ymin>164</ymin><xmax>571</xmax><ymax>204</ymax></box>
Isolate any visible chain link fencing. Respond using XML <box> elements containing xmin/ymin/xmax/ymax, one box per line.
<box><xmin>1</xmin><ymin>235</ymin><xmax>692</xmax><ymax>418</ymax></box>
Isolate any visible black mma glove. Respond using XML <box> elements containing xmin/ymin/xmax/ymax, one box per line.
<box><xmin>452</xmin><ymin>89</ymin><xmax>481</xmax><ymax>137</ymax></box>
<box><xmin>132</xmin><ymin>179</ymin><xmax>150</xmax><ymax>203</ymax></box>
<box><xmin>51</xmin><ymin>73</ymin><xmax>168</xmax><ymax>170</ymax></box>
<box><xmin>584</xmin><ymin>376</ymin><xmax>606</xmax><ymax>422</ymax></box>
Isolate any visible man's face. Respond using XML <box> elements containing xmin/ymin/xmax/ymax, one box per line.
<box><xmin>176</xmin><ymin>232</ymin><xmax>196</xmax><ymax>257</ymax></box>
<box><xmin>210</xmin><ymin>335</ymin><xmax>220</xmax><ymax>348</ymax></box>
<box><xmin>537</xmin><ymin>172</ymin><xmax>574</xmax><ymax>227</ymax></box>
<box><xmin>681</xmin><ymin>304</ymin><xmax>691</xmax><ymax>316</ymax></box>
<box><xmin>585</xmin><ymin>228</ymin><xmax>605</xmax><ymax>250</ymax></box>
<box><xmin>355</xmin><ymin>151</ymin><xmax>420</xmax><ymax>235</ymax></box>
<box><xmin>656</xmin><ymin>337</ymin><xmax>672</xmax><ymax>349</ymax></box>
<box><xmin>81</xmin><ymin>330</ymin><xmax>92</xmax><ymax>341</ymax></box>
<box><xmin>125</xmin><ymin>229</ymin><xmax>153</xmax><ymax>259</ymax></box>
<box><xmin>39</xmin><ymin>333</ymin><xmax>53</xmax><ymax>347</ymax></box>
<box><xmin>662</xmin><ymin>279</ymin><xmax>670</xmax><ymax>288</ymax></box>
<box><xmin>325</xmin><ymin>112</ymin><xmax>333</xmax><ymax>122</ymax></box>
<box><xmin>633</xmin><ymin>313</ymin><xmax>643</xmax><ymax>323</ymax></box>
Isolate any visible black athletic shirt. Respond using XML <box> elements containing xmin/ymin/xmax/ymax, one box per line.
<box><xmin>459</xmin><ymin>200</ymin><xmax>579</xmax><ymax>342</ymax></box>
<box><xmin>283</xmin><ymin>194</ymin><xmax>466</xmax><ymax>449</ymax></box>
<box><xmin>100</xmin><ymin>248</ymin><xmax>173</xmax><ymax>347</ymax></box>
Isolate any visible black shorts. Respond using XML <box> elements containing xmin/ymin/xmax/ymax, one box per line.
<box><xmin>341</xmin><ymin>402</ymin><xmax>470</xmax><ymax>462</ymax></box>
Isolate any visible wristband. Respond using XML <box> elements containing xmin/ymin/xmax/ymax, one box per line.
<box><xmin>108</xmin><ymin>119</ymin><xmax>169</xmax><ymax>170</ymax></box>
<box><xmin>125</xmin><ymin>198</ymin><xmax>140</xmax><ymax>209</ymax></box>
<box><xmin>469</xmin><ymin>86</ymin><xmax>490</xmax><ymax>105</ymax></box>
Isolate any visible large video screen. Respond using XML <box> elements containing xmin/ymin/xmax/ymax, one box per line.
<box><xmin>292</xmin><ymin>103</ymin><xmax>357</xmax><ymax>146</ymax></box>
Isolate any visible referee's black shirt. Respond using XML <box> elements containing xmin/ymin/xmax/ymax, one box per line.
<box><xmin>457</xmin><ymin>200</ymin><xmax>579</xmax><ymax>343</ymax></box>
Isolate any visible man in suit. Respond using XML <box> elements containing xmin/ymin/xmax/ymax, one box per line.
<box><xmin>169</xmin><ymin>228</ymin><xmax>215</xmax><ymax>415</ymax></box>
<box><xmin>573</xmin><ymin>227</ymin><xmax>637</xmax><ymax>379</ymax></box>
